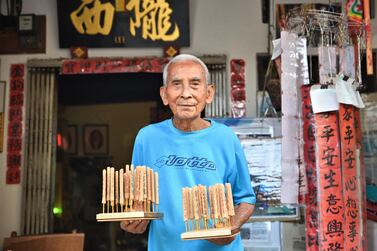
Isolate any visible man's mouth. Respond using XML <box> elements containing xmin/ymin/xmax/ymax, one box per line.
<box><xmin>178</xmin><ymin>104</ymin><xmax>196</xmax><ymax>107</ymax></box>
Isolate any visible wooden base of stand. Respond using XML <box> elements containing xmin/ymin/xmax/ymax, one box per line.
<box><xmin>96</xmin><ymin>212</ymin><xmax>163</xmax><ymax>222</ymax></box>
<box><xmin>181</xmin><ymin>227</ymin><xmax>240</xmax><ymax>240</ymax></box>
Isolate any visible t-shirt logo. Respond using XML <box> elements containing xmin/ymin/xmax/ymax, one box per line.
<box><xmin>154</xmin><ymin>155</ymin><xmax>216</xmax><ymax>170</ymax></box>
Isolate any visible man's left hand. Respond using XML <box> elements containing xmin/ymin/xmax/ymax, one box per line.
<box><xmin>207</xmin><ymin>236</ymin><xmax>236</xmax><ymax>246</ymax></box>
<box><xmin>207</xmin><ymin>202</ymin><xmax>255</xmax><ymax>246</ymax></box>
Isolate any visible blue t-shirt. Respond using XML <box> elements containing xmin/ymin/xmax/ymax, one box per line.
<box><xmin>132</xmin><ymin>119</ymin><xmax>256</xmax><ymax>251</ymax></box>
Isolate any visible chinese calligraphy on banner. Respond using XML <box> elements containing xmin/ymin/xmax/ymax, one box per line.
<box><xmin>315</xmin><ymin>111</ymin><xmax>345</xmax><ymax>251</ymax></box>
<box><xmin>6</xmin><ymin>64</ymin><xmax>25</xmax><ymax>184</ymax></box>
<box><xmin>301</xmin><ymin>85</ymin><xmax>319</xmax><ymax>251</ymax></box>
<box><xmin>57</xmin><ymin>0</ymin><xmax>189</xmax><ymax>48</ymax></box>
<box><xmin>338</xmin><ymin>104</ymin><xmax>361</xmax><ymax>251</ymax></box>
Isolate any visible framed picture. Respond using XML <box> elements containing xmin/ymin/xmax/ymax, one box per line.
<box><xmin>66</xmin><ymin>124</ymin><xmax>78</xmax><ymax>155</ymax></box>
<box><xmin>83</xmin><ymin>124</ymin><xmax>109</xmax><ymax>155</ymax></box>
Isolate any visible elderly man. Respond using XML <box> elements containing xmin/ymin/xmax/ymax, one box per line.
<box><xmin>120</xmin><ymin>54</ymin><xmax>255</xmax><ymax>250</ymax></box>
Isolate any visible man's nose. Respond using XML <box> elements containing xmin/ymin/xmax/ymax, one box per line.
<box><xmin>180</xmin><ymin>84</ymin><xmax>192</xmax><ymax>98</ymax></box>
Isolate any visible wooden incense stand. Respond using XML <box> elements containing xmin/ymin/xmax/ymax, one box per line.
<box><xmin>96</xmin><ymin>165</ymin><xmax>163</xmax><ymax>222</ymax></box>
<box><xmin>181</xmin><ymin>183</ymin><xmax>239</xmax><ymax>240</ymax></box>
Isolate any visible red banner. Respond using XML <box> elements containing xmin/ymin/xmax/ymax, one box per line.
<box><xmin>6</xmin><ymin>64</ymin><xmax>25</xmax><ymax>184</ymax></box>
<box><xmin>339</xmin><ymin>104</ymin><xmax>361</xmax><ymax>250</ymax></box>
<box><xmin>302</xmin><ymin>85</ymin><xmax>318</xmax><ymax>251</ymax></box>
<box><xmin>230</xmin><ymin>59</ymin><xmax>246</xmax><ymax>118</ymax></box>
<box><xmin>354</xmin><ymin>107</ymin><xmax>368</xmax><ymax>250</ymax></box>
<box><xmin>61</xmin><ymin>57</ymin><xmax>170</xmax><ymax>75</ymax></box>
<box><xmin>315</xmin><ymin>111</ymin><xmax>344</xmax><ymax>251</ymax></box>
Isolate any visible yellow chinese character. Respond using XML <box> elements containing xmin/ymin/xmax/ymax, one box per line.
<box><xmin>115</xmin><ymin>0</ymin><xmax>126</xmax><ymax>12</ymax></box>
<box><xmin>114</xmin><ymin>36</ymin><xmax>126</xmax><ymax>44</ymax></box>
<box><xmin>70</xmin><ymin>0</ymin><xmax>115</xmax><ymax>35</ymax></box>
<box><xmin>126</xmin><ymin>0</ymin><xmax>180</xmax><ymax>41</ymax></box>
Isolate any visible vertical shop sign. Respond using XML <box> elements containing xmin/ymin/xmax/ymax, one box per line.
<box><xmin>315</xmin><ymin>111</ymin><xmax>344</xmax><ymax>251</ymax></box>
<box><xmin>339</xmin><ymin>104</ymin><xmax>361</xmax><ymax>251</ymax></box>
<box><xmin>301</xmin><ymin>85</ymin><xmax>318</xmax><ymax>251</ymax></box>
<box><xmin>6</xmin><ymin>64</ymin><xmax>25</xmax><ymax>184</ymax></box>
<box><xmin>354</xmin><ymin>107</ymin><xmax>368</xmax><ymax>250</ymax></box>
<box><xmin>230</xmin><ymin>59</ymin><xmax>246</xmax><ymax>118</ymax></box>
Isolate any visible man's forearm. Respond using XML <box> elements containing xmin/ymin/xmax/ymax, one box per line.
<box><xmin>233</xmin><ymin>202</ymin><xmax>255</xmax><ymax>227</ymax></box>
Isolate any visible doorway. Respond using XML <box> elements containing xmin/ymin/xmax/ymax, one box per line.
<box><xmin>55</xmin><ymin>71</ymin><xmax>170</xmax><ymax>251</ymax></box>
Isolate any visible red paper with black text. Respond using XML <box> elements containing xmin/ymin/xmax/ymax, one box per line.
<box><xmin>6</xmin><ymin>64</ymin><xmax>25</xmax><ymax>184</ymax></box>
<box><xmin>315</xmin><ymin>111</ymin><xmax>344</xmax><ymax>251</ymax></box>
<box><xmin>354</xmin><ymin>107</ymin><xmax>368</xmax><ymax>250</ymax></box>
<box><xmin>301</xmin><ymin>85</ymin><xmax>318</xmax><ymax>251</ymax></box>
<box><xmin>339</xmin><ymin>104</ymin><xmax>361</xmax><ymax>250</ymax></box>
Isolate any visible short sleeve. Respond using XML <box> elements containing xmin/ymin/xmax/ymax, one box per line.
<box><xmin>226</xmin><ymin>136</ymin><xmax>256</xmax><ymax>205</ymax></box>
<box><xmin>131</xmin><ymin>132</ymin><xmax>144</xmax><ymax>166</ymax></box>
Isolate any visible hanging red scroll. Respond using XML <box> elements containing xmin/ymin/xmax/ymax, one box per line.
<box><xmin>315</xmin><ymin>111</ymin><xmax>345</xmax><ymax>251</ymax></box>
<box><xmin>302</xmin><ymin>85</ymin><xmax>318</xmax><ymax>251</ymax></box>
<box><xmin>339</xmin><ymin>104</ymin><xmax>361</xmax><ymax>250</ymax></box>
<box><xmin>230</xmin><ymin>59</ymin><xmax>246</xmax><ymax>118</ymax></box>
<box><xmin>354</xmin><ymin>107</ymin><xmax>368</xmax><ymax>250</ymax></box>
<box><xmin>6</xmin><ymin>64</ymin><xmax>25</xmax><ymax>184</ymax></box>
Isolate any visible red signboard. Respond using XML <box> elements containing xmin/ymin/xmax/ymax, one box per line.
<box><xmin>315</xmin><ymin>111</ymin><xmax>345</xmax><ymax>251</ymax></box>
<box><xmin>6</xmin><ymin>64</ymin><xmax>24</xmax><ymax>184</ymax></box>
<box><xmin>339</xmin><ymin>104</ymin><xmax>361</xmax><ymax>250</ymax></box>
<box><xmin>62</xmin><ymin>57</ymin><xmax>169</xmax><ymax>75</ymax></box>
<box><xmin>302</xmin><ymin>85</ymin><xmax>318</xmax><ymax>251</ymax></box>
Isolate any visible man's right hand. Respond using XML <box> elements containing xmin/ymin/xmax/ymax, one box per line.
<box><xmin>120</xmin><ymin>220</ymin><xmax>150</xmax><ymax>234</ymax></box>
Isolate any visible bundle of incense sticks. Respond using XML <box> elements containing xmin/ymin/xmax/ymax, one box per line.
<box><xmin>182</xmin><ymin>183</ymin><xmax>235</xmax><ymax>233</ymax></box>
<box><xmin>101</xmin><ymin>165</ymin><xmax>159</xmax><ymax>214</ymax></box>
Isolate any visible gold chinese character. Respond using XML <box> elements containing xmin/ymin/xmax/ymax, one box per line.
<box><xmin>70</xmin><ymin>0</ymin><xmax>115</xmax><ymax>35</ymax></box>
<box><xmin>126</xmin><ymin>0</ymin><xmax>180</xmax><ymax>41</ymax></box>
<box><xmin>114</xmin><ymin>36</ymin><xmax>126</xmax><ymax>44</ymax></box>
<box><xmin>115</xmin><ymin>0</ymin><xmax>126</xmax><ymax>12</ymax></box>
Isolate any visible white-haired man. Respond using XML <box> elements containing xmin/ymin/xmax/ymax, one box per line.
<box><xmin>120</xmin><ymin>54</ymin><xmax>255</xmax><ymax>250</ymax></box>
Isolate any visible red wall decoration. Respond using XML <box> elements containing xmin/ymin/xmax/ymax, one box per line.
<box><xmin>354</xmin><ymin>107</ymin><xmax>368</xmax><ymax>250</ymax></box>
<box><xmin>315</xmin><ymin>111</ymin><xmax>345</xmax><ymax>251</ymax></box>
<box><xmin>230</xmin><ymin>59</ymin><xmax>246</xmax><ymax>117</ymax></box>
<box><xmin>339</xmin><ymin>104</ymin><xmax>360</xmax><ymax>250</ymax></box>
<box><xmin>302</xmin><ymin>85</ymin><xmax>319</xmax><ymax>251</ymax></box>
<box><xmin>6</xmin><ymin>64</ymin><xmax>25</xmax><ymax>184</ymax></box>
<box><xmin>62</xmin><ymin>57</ymin><xmax>170</xmax><ymax>75</ymax></box>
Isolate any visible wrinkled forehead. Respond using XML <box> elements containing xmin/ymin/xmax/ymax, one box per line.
<box><xmin>167</xmin><ymin>61</ymin><xmax>206</xmax><ymax>81</ymax></box>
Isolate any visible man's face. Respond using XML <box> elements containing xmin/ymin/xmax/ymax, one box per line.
<box><xmin>160</xmin><ymin>60</ymin><xmax>214</xmax><ymax>121</ymax></box>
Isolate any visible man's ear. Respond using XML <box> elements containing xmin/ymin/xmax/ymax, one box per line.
<box><xmin>206</xmin><ymin>84</ymin><xmax>215</xmax><ymax>104</ymax></box>
<box><xmin>160</xmin><ymin>86</ymin><xmax>169</xmax><ymax>105</ymax></box>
